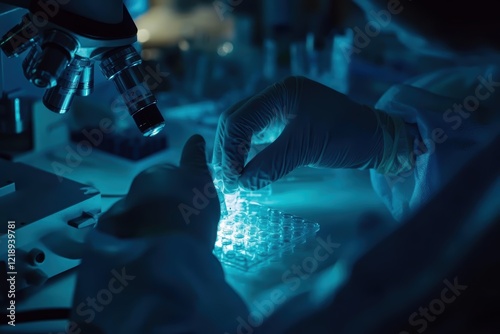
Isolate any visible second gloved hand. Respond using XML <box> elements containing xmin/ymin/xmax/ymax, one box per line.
<box><xmin>97</xmin><ymin>135</ymin><xmax>220</xmax><ymax>250</ymax></box>
<box><xmin>213</xmin><ymin>76</ymin><xmax>413</xmax><ymax>191</ymax></box>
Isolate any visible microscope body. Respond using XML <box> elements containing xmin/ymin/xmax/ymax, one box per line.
<box><xmin>1</xmin><ymin>0</ymin><xmax>165</xmax><ymax>137</ymax></box>
<box><xmin>0</xmin><ymin>0</ymin><xmax>162</xmax><ymax>300</ymax></box>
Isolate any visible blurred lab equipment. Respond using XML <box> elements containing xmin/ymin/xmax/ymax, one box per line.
<box><xmin>69</xmin><ymin>126</ymin><xmax>169</xmax><ymax>161</ymax></box>
<box><xmin>0</xmin><ymin>85</ymin><xmax>33</xmax><ymax>137</ymax></box>
<box><xmin>0</xmin><ymin>0</ymin><xmax>164</xmax><ymax>137</ymax></box>
<box><xmin>0</xmin><ymin>159</ymin><xmax>101</xmax><ymax>304</ymax></box>
<box><xmin>289</xmin><ymin>30</ymin><xmax>353</xmax><ymax>94</ymax></box>
<box><xmin>260</xmin><ymin>0</ymin><xmax>354</xmax><ymax>92</ymax></box>
<box><xmin>140</xmin><ymin>0</ymin><xmax>362</xmax><ymax>165</ymax></box>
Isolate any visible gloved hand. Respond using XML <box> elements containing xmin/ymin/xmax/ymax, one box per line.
<box><xmin>97</xmin><ymin>134</ymin><xmax>220</xmax><ymax>250</ymax></box>
<box><xmin>213</xmin><ymin>76</ymin><xmax>414</xmax><ymax>191</ymax></box>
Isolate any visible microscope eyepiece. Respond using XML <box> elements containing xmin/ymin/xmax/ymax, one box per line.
<box><xmin>100</xmin><ymin>46</ymin><xmax>165</xmax><ymax>137</ymax></box>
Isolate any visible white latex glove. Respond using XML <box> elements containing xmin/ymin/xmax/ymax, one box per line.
<box><xmin>213</xmin><ymin>76</ymin><xmax>414</xmax><ymax>191</ymax></box>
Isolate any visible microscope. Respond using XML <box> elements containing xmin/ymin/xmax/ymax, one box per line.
<box><xmin>0</xmin><ymin>0</ymin><xmax>164</xmax><ymax>302</ymax></box>
<box><xmin>0</xmin><ymin>0</ymin><xmax>165</xmax><ymax>136</ymax></box>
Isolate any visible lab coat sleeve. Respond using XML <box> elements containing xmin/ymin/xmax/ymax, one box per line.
<box><xmin>370</xmin><ymin>65</ymin><xmax>500</xmax><ymax>221</ymax></box>
<box><xmin>70</xmin><ymin>228</ymin><xmax>249</xmax><ymax>334</ymax></box>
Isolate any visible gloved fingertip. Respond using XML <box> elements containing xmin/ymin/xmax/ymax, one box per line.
<box><xmin>180</xmin><ymin>134</ymin><xmax>208</xmax><ymax>170</ymax></box>
<box><xmin>222</xmin><ymin>178</ymin><xmax>239</xmax><ymax>193</ymax></box>
<box><xmin>96</xmin><ymin>198</ymin><xmax>128</xmax><ymax>235</ymax></box>
<box><xmin>186</xmin><ymin>134</ymin><xmax>206</xmax><ymax>151</ymax></box>
<box><xmin>239</xmin><ymin>181</ymin><xmax>259</xmax><ymax>191</ymax></box>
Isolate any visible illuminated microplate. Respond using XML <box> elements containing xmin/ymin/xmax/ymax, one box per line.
<box><xmin>209</xmin><ymin>164</ymin><xmax>320</xmax><ymax>270</ymax></box>
<box><xmin>213</xmin><ymin>199</ymin><xmax>320</xmax><ymax>271</ymax></box>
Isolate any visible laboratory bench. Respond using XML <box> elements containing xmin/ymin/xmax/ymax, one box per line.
<box><xmin>1</xmin><ymin>117</ymin><xmax>395</xmax><ymax>333</ymax></box>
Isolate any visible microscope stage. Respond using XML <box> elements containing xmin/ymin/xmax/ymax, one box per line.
<box><xmin>0</xmin><ymin>159</ymin><xmax>100</xmax><ymax>229</ymax></box>
<box><xmin>0</xmin><ymin>159</ymin><xmax>101</xmax><ymax>301</ymax></box>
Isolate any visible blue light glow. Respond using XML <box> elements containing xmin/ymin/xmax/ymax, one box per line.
<box><xmin>211</xmin><ymin>166</ymin><xmax>320</xmax><ymax>271</ymax></box>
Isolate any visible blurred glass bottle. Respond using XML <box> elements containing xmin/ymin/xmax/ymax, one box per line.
<box><xmin>261</xmin><ymin>0</ymin><xmax>293</xmax><ymax>81</ymax></box>
<box><xmin>330</xmin><ymin>28</ymin><xmax>353</xmax><ymax>94</ymax></box>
